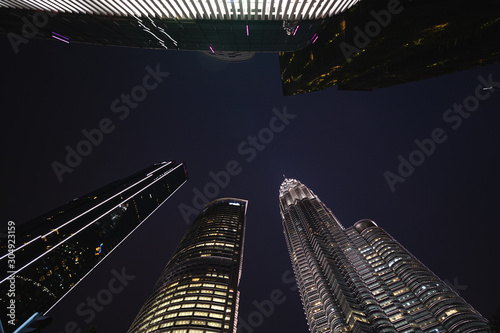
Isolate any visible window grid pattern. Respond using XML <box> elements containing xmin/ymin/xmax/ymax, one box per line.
<box><xmin>279</xmin><ymin>179</ymin><xmax>490</xmax><ymax>333</ymax></box>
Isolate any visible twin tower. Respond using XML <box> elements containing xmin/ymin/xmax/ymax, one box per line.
<box><xmin>0</xmin><ymin>163</ymin><xmax>490</xmax><ymax>332</ymax></box>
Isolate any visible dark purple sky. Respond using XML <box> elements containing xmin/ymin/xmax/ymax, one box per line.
<box><xmin>1</xmin><ymin>36</ymin><xmax>499</xmax><ymax>333</ymax></box>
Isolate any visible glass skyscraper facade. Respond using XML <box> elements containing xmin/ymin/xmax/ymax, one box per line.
<box><xmin>128</xmin><ymin>197</ymin><xmax>247</xmax><ymax>333</ymax></box>
<box><xmin>0</xmin><ymin>0</ymin><xmax>359</xmax><ymax>52</ymax></box>
<box><xmin>279</xmin><ymin>0</ymin><xmax>500</xmax><ymax>95</ymax></box>
<box><xmin>0</xmin><ymin>161</ymin><xmax>187</xmax><ymax>330</ymax></box>
<box><xmin>279</xmin><ymin>178</ymin><xmax>490</xmax><ymax>333</ymax></box>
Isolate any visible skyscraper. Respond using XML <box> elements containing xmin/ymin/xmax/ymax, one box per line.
<box><xmin>279</xmin><ymin>178</ymin><xmax>490</xmax><ymax>333</ymax></box>
<box><xmin>128</xmin><ymin>197</ymin><xmax>247</xmax><ymax>333</ymax></box>
<box><xmin>0</xmin><ymin>161</ymin><xmax>188</xmax><ymax>330</ymax></box>
<box><xmin>1</xmin><ymin>0</ymin><xmax>359</xmax><ymax>52</ymax></box>
<box><xmin>279</xmin><ymin>0</ymin><xmax>500</xmax><ymax>95</ymax></box>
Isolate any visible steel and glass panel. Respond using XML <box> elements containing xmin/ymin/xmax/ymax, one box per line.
<box><xmin>279</xmin><ymin>179</ymin><xmax>490</xmax><ymax>333</ymax></box>
<box><xmin>128</xmin><ymin>198</ymin><xmax>247</xmax><ymax>333</ymax></box>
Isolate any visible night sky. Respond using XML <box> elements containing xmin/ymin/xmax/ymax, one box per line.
<box><xmin>1</xmin><ymin>35</ymin><xmax>499</xmax><ymax>333</ymax></box>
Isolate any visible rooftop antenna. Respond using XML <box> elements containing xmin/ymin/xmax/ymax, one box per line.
<box><xmin>283</xmin><ymin>174</ymin><xmax>287</xmax><ymax>180</ymax></box>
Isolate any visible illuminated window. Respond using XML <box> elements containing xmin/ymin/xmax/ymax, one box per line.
<box><xmin>168</xmin><ymin>305</ymin><xmax>181</xmax><ymax>311</ymax></box>
<box><xmin>164</xmin><ymin>313</ymin><xmax>177</xmax><ymax>319</ymax></box>
<box><xmin>208</xmin><ymin>322</ymin><xmax>222</xmax><ymax>328</ymax></box>
<box><xmin>178</xmin><ymin>311</ymin><xmax>194</xmax><ymax>317</ymax></box>
<box><xmin>214</xmin><ymin>291</ymin><xmax>227</xmax><ymax>296</ymax></box>
<box><xmin>393</xmin><ymin>288</ymin><xmax>409</xmax><ymax>296</ymax></box>
<box><xmin>354</xmin><ymin>316</ymin><xmax>369</xmax><ymax>323</ymax></box>
<box><xmin>213</xmin><ymin>298</ymin><xmax>225</xmax><ymax>303</ymax></box>
<box><xmin>209</xmin><ymin>313</ymin><xmax>224</xmax><ymax>319</ymax></box>
<box><xmin>389</xmin><ymin>314</ymin><xmax>403</xmax><ymax>322</ymax></box>
<box><xmin>211</xmin><ymin>305</ymin><xmax>225</xmax><ymax>311</ymax></box>
<box><xmin>445</xmin><ymin>309</ymin><xmax>458</xmax><ymax>316</ymax></box>
<box><xmin>194</xmin><ymin>311</ymin><xmax>208</xmax><ymax>317</ymax></box>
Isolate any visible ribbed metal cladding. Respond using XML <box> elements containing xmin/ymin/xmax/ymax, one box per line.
<box><xmin>0</xmin><ymin>0</ymin><xmax>359</xmax><ymax>19</ymax></box>
<box><xmin>128</xmin><ymin>198</ymin><xmax>247</xmax><ymax>333</ymax></box>
<box><xmin>279</xmin><ymin>178</ymin><xmax>490</xmax><ymax>333</ymax></box>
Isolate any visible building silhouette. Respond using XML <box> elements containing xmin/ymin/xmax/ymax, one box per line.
<box><xmin>279</xmin><ymin>178</ymin><xmax>490</xmax><ymax>332</ymax></box>
<box><xmin>128</xmin><ymin>197</ymin><xmax>247</xmax><ymax>333</ymax></box>
<box><xmin>279</xmin><ymin>0</ymin><xmax>500</xmax><ymax>95</ymax></box>
<box><xmin>0</xmin><ymin>161</ymin><xmax>188</xmax><ymax>330</ymax></box>
<box><xmin>0</xmin><ymin>0</ymin><xmax>359</xmax><ymax>52</ymax></box>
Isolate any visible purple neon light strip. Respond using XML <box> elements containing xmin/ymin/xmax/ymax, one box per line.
<box><xmin>293</xmin><ymin>25</ymin><xmax>299</xmax><ymax>36</ymax></box>
<box><xmin>209</xmin><ymin>45</ymin><xmax>214</xmax><ymax>53</ymax></box>
<box><xmin>246</xmin><ymin>25</ymin><xmax>249</xmax><ymax>36</ymax></box>
<box><xmin>52</xmin><ymin>35</ymin><xmax>70</xmax><ymax>43</ymax></box>
<box><xmin>52</xmin><ymin>31</ymin><xmax>68</xmax><ymax>40</ymax></box>
<box><xmin>311</xmin><ymin>33</ymin><xmax>317</xmax><ymax>41</ymax></box>
<box><xmin>312</xmin><ymin>36</ymin><xmax>319</xmax><ymax>43</ymax></box>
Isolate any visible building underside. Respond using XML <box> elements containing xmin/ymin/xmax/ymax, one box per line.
<box><xmin>279</xmin><ymin>0</ymin><xmax>500</xmax><ymax>94</ymax></box>
<box><xmin>0</xmin><ymin>0</ymin><xmax>360</xmax><ymax>53</ymax></box>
